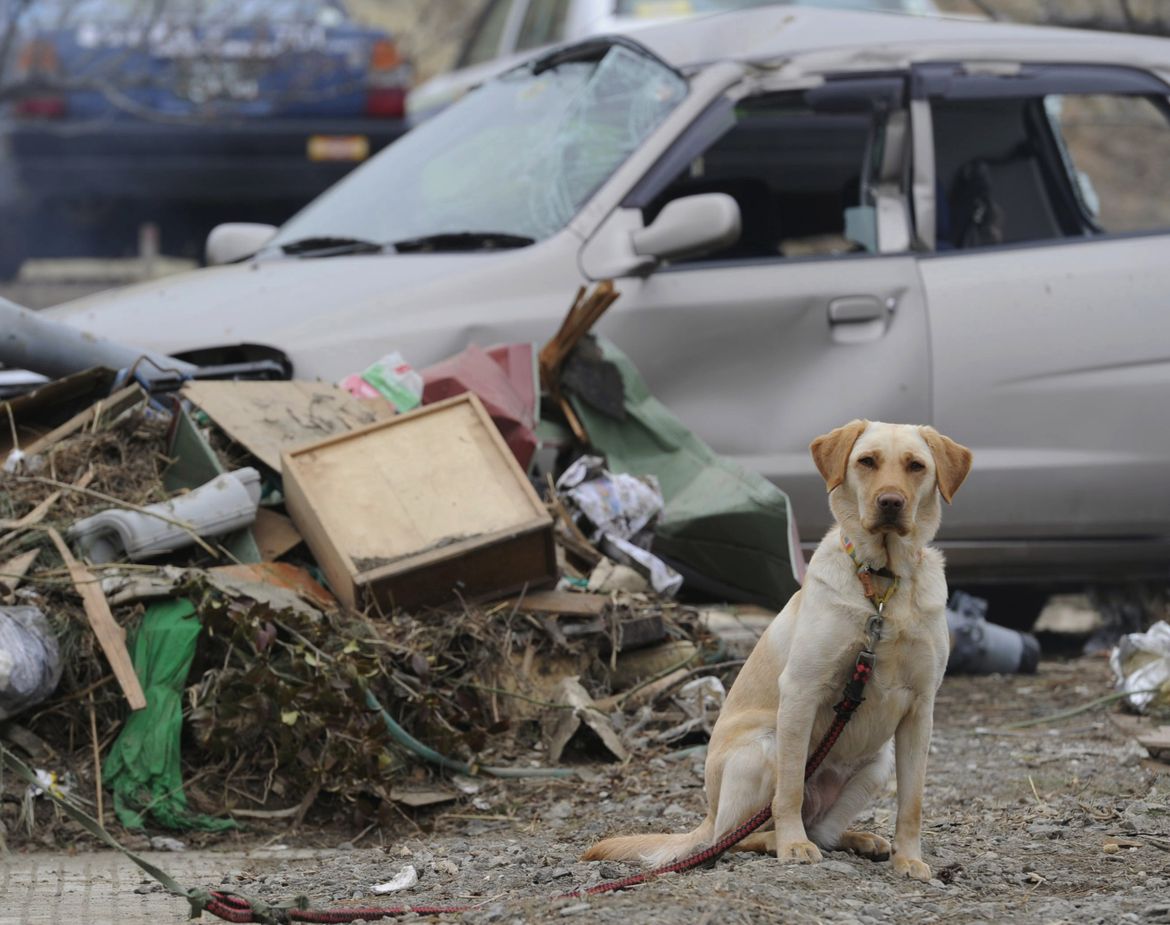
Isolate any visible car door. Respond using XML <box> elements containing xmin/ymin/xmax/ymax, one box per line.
<box><xmin>912</xmin><ymin>63</ymin><xmax>1170</xmax><ymax>548</ymax></box>
<box><xmin>581</xmin><ymin>79</ymin><xmax>931</xmax><ymax>540</ymax></box>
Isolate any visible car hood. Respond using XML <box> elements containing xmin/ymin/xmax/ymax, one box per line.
<box><xmin>42</xmin><ymin>249</ymin><xmax>569</xmax><ymax>380</ymax></box>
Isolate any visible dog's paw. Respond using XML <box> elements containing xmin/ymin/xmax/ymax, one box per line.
<box><xmin>776</xmin><ymin>840</ymin><xmax>823</xmax><ymax>864</ymax></box>
<box><xmin>892</xmin><ymin>855</ymin><xmax>931</xmax><ymax>881</ymax></box>
<box><xmin>839</xmin><ymin>831</ymin><xmax>891</xmax><ymax>862</ymax></box>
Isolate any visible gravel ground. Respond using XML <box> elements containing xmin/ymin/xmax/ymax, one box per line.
<box><xmin>199</xmin><ymin>657</ymin><xmax>1170</xmax><ymax>925</ymax></box>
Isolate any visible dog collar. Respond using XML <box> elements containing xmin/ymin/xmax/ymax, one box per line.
<box><xmin>840</xmin><ymin>533</ymin><xmax>899</xmax><ymax>612</ymax></box>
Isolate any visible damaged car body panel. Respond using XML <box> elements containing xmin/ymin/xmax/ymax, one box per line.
<box><xmin>39</xmin><ymin>7</ymin><xmax>1170</xmax><ymax>582</ymax></box>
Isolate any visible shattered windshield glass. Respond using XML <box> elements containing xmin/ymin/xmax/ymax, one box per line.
<box><xmin>269</xmin><ymin>45</ymin><xmax>687</xmax><ymax>251</ymax></box>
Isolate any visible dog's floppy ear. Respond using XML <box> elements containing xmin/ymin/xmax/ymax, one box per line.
<box><xmin>919</xmin><ymin>426</ymin><xmax>973</xmax><ymax>503</ymax></box>
<box><xmin>810</xmin><ymin>419</ymin><xmax>868</xmax><ymax>492</ymax></box>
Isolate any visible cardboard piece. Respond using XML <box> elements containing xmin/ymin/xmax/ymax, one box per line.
<box><xmin>544</xmin><ymin>676</ymin><xmax>628</xmax><ymax>763</ymax></box>
<box><xmin>252</xmin><ymin>508</ymin><xmax>303</xmax><ymax>561</ymax></box>
<box><xmin>420</xmin><ymin>344</ymin><xmax>537</xmax><ymax>469</ymax></box>
<box><xmin>282</xmin><ymin>394</ymin><xmax>556</xmax><ymax>611</ymax></box>
<box><xmin>208</xmin><ymin>562</ymin><xmax>337</xmax><ymax>614</ymax></box>
<box><xmin>180</xmin><ymin>379</ymin><xmax>394</xmax><ymax>472</ymax></box>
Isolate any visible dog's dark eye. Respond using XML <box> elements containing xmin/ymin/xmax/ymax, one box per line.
<box><xmin>858</xmin><ymin>456</ymin><xmax>877</xmax><ymax>469</ymax></box>
<box><xmin>908</xmin><ymin>460</ymin><xmax>926</xmax><ymax>472</ymax></box>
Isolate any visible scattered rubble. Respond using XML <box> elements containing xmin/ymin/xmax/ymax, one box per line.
<box><xmin>0</xmin><ymin>280</ymin><xmax>1166</xmax><ymax>915</ymax></box>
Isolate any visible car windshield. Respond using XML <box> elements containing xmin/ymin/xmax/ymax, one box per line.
<box><xmin>269</xmin><ymin>44</ymin><xmax>687</xmax><ymax>252</ymax></box>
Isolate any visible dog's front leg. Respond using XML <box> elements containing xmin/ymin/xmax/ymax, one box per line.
<box><xmin>772</xmin><ymin>674</ymin><xmax>821</xmax><ymax>864</ymax></box>
<box><xmin>891</xmin><ymin>698</ymin><xmax>934</xmax><ymax>881</ymax></box>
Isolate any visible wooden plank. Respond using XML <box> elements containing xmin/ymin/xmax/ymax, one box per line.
<box><xmin>23</xmin><ymin>385</ymin><xmax>145</xmax><ymax>457</ymax></box>
<box><xmin>252</xmin><ymin>508</ymin><xmax>303</xmax><ymax>561</ymax></box>
<box><xmin>0</xmin><ymin>549</ymin><xmax>40</xmax><ymax>597</ymax></box>
<box><xmin>47</xmin><ymin>528</ymin><xmax>146</xmax><ymax>711</ymax></box>
<box><xmin>283</xmin><ymin>394</ymin><xmax>555</xmax><ymax>611</ymax></box>
<box><xmin>181</xmin><ymin>379</ymin><xmax>394</xmax><ymax>472</ymax></box>
<box><xmin>503</xmin><ymin>589</ymin><xmax>609</xmax><ymax>616</ymax></box>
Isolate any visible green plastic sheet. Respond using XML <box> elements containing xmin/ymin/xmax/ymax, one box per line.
<box><xmin>103</xmin><ymin>599</ymin><xmax>236</xmax><ymax>831</ymax></box>
<box><xmin>567</xmin><ymin>338</ymin><xmax>801</xmax><ymax>610</ymax></box>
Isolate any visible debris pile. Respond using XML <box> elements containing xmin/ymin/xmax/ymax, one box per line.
<box><xmin>0</xmin><ymin>284</ymin><xmax>800</xmax><ymax>847</ymax></box>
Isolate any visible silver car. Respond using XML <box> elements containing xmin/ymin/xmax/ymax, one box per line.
<box><xmin>47</xmin><ymin>6</ymin><xmax>1170</xmax><ymax>583</ymax></box>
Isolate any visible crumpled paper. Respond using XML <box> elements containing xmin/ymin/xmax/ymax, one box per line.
<box><xmin>1110</xmin><ymin>620</ymin><xmax>1170</xmax><ymax>714</ymax></box>
<box><xmin>556</xmin><ymin>456</ymin><xmax>682</xmax><ymax>596</ymax></box>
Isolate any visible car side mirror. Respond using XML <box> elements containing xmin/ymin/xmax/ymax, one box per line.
<box><xmin>205</xmin><ymin>223</ymin><xmax>278</xmax><ymax>266</ymax></box>
<box><xmin>631</xmin><ymin>193</ymin><xmax>741</xmax><ymax>262</ymax></box>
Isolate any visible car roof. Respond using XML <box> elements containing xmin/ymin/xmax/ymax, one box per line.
<box><xmin>608</xmin><ymin>6</ymin><xmax>1170</xmax><ymax>76</ymax></box>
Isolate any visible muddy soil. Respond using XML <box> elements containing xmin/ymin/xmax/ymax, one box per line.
<box><xmin>204</xmin><ymin>657</ymin><xmax>1170</xmax><ymax>924</ymax></box>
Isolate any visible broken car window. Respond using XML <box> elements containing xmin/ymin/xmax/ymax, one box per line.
<box><xmin>933</xmin><ymin>91</ymin><xmax>1170</xmax><ymax>249</ymax></box>
<box><xmin>269</xmin><ymin>45</ymin><xmax>687</xmax><ymax>252</ymax></box>
<box><xmin>637</xmin><ymin>92</ymin><xmax>876</xmax><ymax>262</ymax></box>
<box><xmin>1045</xmin><ymin>94</ymin><xmax>1170</xmax><ymax>235</ymax></box>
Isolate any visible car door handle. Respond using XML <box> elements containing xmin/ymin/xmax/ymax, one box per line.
<box><xmin>827</xmin><ymin>296</ymin><xmax>893</xmax><ymax>345</ymax></box>
<box><xmin>827</xmin><ymin>296</ymin><xmax>886</xmax><ymax>324</ymax></box>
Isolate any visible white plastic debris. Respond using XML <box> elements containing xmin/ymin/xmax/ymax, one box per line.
<box><xmin>372</xmin><ymin>865</ymin><xmax>418</xmax><ymax>894</ymax></box>
<box><xmin>68</xmin><ymin>467</ymin><xmax>261</xmax><ymax>563</ymax></box>
<box><xmin>26</xmin><ymin>768</ymin><xmax>72</xmax><ymax>799</ymax></box>
<box><xmin>0</xmin><ymin>605</ymin><xmax>62</xmax><ymax>721</ymax></box>
<box><xmin>1111</xmin><ymin>620</ymin><xmax>1170</xmax><ymax>714</ymax></box>
<box><xmin>556</xmin><ymin>456</ymin><xmax>682</xmax><ymax>597</ymax></box>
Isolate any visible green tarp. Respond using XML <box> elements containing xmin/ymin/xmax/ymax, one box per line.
<box><xmin>567</xmin><ymin>338</ymin><xmax>801</xmax><ymax>610</ymax></box>
<box><xmin>103</xmin><ymin>599</ymin><xmax>235</xmax><ymax>832</ymax></box>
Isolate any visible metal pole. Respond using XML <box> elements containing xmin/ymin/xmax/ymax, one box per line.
<box><xmin>0</xmin><ymin>295</ymin><xmax>196</xmax><ymax>380</ymax></box>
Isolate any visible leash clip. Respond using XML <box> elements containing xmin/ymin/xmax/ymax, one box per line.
<box><xmin>865</xmin><ymin>611</ymin><xmax>884</xmax><ymax>647</ymax></box>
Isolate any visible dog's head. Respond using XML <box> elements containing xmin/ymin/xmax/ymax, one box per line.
<box><xmin>810</xmin><ymin>420</ymin><xmax>972</xmax><ymax>544</ymax></box>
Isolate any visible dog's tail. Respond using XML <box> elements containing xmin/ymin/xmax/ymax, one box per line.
<box><xmin>581</xmin><ymin>818</ymin><xmax>713</xmax><ymax>867</ymax></box>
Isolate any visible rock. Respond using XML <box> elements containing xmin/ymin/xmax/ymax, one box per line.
<box><xmin>534</xmin><ymin>866</ymin><xmax>573</xmax><ymax>884</ymax></box>
<box><xmin>433</xmin><ymin>858</ymin><xmax>460</xmax><ymax>877</ymax></box>
<box><xmin>559</xmin><ymin>902</ymin><xmax>592</xmax><ymax>916</ymax></box>
<box><xmin>547</xmin><ymin>800</ymin><xmax>574</xmax><ymax>820</ymax></box>
<box><xmin>820</xmin><ymin>860</ymin><xmax>858</xmax><ymax>876</ymax></box>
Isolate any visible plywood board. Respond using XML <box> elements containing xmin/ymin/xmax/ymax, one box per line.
<box><xmin>181</xmin><ymin>380</ymin><xmax>394</xmax><ymax>472</ymax></box>
<box><xmin>283</xmin><ymin>394</ymin><xmax>555</xmax><ymax>610</ymax></box>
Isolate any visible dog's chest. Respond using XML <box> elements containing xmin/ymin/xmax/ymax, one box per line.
<box><xmin>861</xmin><ymin>602</ymin><xmax>947</xmax><ymax>708</ymax></box>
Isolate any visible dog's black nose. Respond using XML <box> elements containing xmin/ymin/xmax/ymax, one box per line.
<box><xmin>877</xmin><ymin>493</ymin><xmax>905</xmax><ymax>515</ymax></box>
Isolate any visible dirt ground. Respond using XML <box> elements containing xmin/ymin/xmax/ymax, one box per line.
<box><xmin>114</xmin><ymin>656</ymin><xmax>1163</xmax><ymax>925</ymax></box>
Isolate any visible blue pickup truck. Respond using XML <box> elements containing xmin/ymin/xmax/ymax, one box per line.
<box><xmin>0</xmin><ymin>0</ymin><xmax>410</xmax><ymax>277</ymax></box>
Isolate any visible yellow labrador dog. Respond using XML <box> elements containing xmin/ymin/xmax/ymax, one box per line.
<box><xmin>583</xmin><ymin>420</ymin><xmax>972</xmax><ymax>882</ymax></box>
